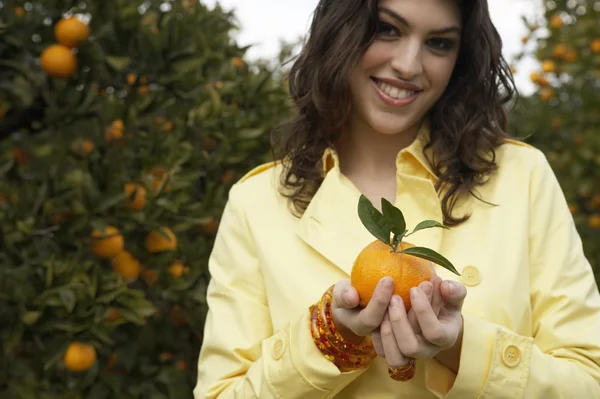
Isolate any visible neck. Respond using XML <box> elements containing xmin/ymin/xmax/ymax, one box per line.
<box><xmin>335</xmin><ymin>119</ymin><xmax>423</xmax><ymax>178</ymax></box>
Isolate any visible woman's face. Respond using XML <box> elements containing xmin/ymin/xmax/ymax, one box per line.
<box><xmin>347</xmin><ymin>0</ymin><xmax>462</xmax><ymax>137</ymax></box>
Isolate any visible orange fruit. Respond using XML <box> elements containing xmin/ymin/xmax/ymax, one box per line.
<box><xmin>564</xmin><ymin>49</ymin><xmax>577</xmax><ymax>63</ymax></box>
<box><xmin>592</xmin><ymin>194</ymin><xmax>600</xmax><ymax>209</ymax></box>
<box><xmin>200</xmin><ymin>218</ymin><xmax>219</xmax><ymax>236</ymax></box>
<box><xmin>540</xmin><ymin>88</ymin><xmax>554</xmax><ymax>101</ymax></box>
<box><xmin>159</xmin><ymin>352</ymin><xmax>174</xmax><ymax>362</ymax></box>
<box><xmin>176</xmin><ymin>360</ymin><xmax>187</xmax><ymax>371</ymax></box>
<box><xmin>90</xmin><ymin>226</ymin><xmax>124</xmax><ymax>259</ymax></box>
<box><xmin>541</xmin><ymin>60</ymin><xmax>555</xmax><ymax>74</ymax></box>
<box><xmin>11</xmin><ymin>147</ymin><xmax>28</xmax><ymax>165</ymax></box>
<box><xmin>111</xmin><ymin>251</ymin><xmax>142</xmax><ymax>282</ymax></box>
<box><xmin>54</xmin><ymin>17</ymin><xmax>89</xmax><ymax>48</ymax></box>
<box><xmin>591</xmin><ymin>39</ymin><xmax>600</xmax><ymax>54</ymax></box>
<box><xmin>127</xmin><ymin>73</ymin><xmax>137</xmax><ymax>85</ymax></box>
<box><xmin>14</xmin><ymin>7</ymin><xmax>25</xmax><ymax>17</ymax></box>
<box><xmin>141</xmin><ymin>269</ymin><xmax>158</xmax><ymax>285</ymax></box>
<box><xmin>40</xmin><ymin>44</ymin><xmax>77</xmax><ymax>78</ymax></box>
<box><xmin>351</xmin><ymin>240</ymin><xmax>434</xmax><ymax>311</ymax></box>
<box><xmin>553</xmin><ymin>44</ymin><xmax>567</xmax><ymax>58</ymax></box>
<box><xmin>105</xmin><ymin>307</ymin><xmax>121</xmax><ymax>322</ymax></box>
<box><xmin>589</xmin><ymin>214</ymin><xmax>600</xmax><ymax>229</ymax></box>
<box><xmin>232</xmin><ymin>57</ymin><xmax>245</xmax><ymax>68</ymax></box>
<box><xmin>71</xmin><ymin>139</ymin><xmax>95</xmax><ymax>155</ymax></box>
<box><xmin>145</xmin><ymin>227</ymin><xmax>177</xmax><ymax>253</ymax></box>
<box><xmin>550</xmin><ymin>14</ymin><xmax>563</xmax><ymax>29</ymax></box>
<box><xmin>105</xmin><ymin>126</ymin><xmax>123</xmax><ymax>143</ymax></box>
<box><xmin>0</xmin><ymin>193</ymin><xmax>5</xmax><ymax>205</ymax></box>
<box><xmin>63</xmin><ymin>342</ymin><xmax>97</xmax><ymax>372</ymax></box>
<box><xmin>124</xmin><ymin>183</ymin><xmax>146</xmax><ymax>211</ymax></box>
<box><xmin>168</xmin><ymin>261</ymin><xmax>189</xmax><ymax>278</ymax></box>
<box><xmin>222</xmin><ymin>170</ymin><xmax>235</xmax><ymax>185</ymax></box>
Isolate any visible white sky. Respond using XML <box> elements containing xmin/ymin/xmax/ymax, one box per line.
<box><xmin>203</xmin><ymin>0</ymin><xmax>543</xmax><ymax>95</ymax></box>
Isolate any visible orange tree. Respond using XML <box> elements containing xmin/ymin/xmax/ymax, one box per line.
<box><xmin>0</xmin><ymin>0</ymin><xmax>290</xmax><ymax>397</ymax></box>
<box><xmin>510</xmin><ymin>0</ymin><xmax>600</xmax><ymax>284</ymax></box>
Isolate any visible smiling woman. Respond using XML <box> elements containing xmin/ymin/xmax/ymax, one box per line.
<box><xmin>194</xmin><ymin>0</ymin><xmax>600</xmax><ymax>398</ymax></box>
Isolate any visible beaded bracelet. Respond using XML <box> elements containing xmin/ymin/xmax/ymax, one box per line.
<box><xmin>309</xmin><ymin>285</ymin><xmax>377</xmax><ymax>372</ymax></box>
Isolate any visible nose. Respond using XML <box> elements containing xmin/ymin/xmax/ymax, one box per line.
<box><xmin>390</xmin><ymin>39</ymin><xmax>423</xmax><ymax>80</ymax></box>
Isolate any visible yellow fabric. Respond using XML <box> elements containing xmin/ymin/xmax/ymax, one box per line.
<box><xmin>194</xmin><ymin>126</ymin><xmax>600</xmax><ymax>398</ymax></box>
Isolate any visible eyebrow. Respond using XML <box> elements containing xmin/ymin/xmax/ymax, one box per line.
<box><xmin>379</xmin><ymin>7</ymin><xmax>462</xmax><ymax>35</ymax></box>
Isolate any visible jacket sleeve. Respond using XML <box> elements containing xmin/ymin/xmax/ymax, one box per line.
<box><xmin>194</xmin><ymin>182</ymin><xmax>366</xmax><ymax>399</ymax></box>
<box><xmin>424</xmin><ymin>148</ymin><xmax>600</xmax><ymax>398</ymax></box>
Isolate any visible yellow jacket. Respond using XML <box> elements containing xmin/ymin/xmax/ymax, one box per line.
<box><xmin>195</xmin><ymin>128</ymin><xmax>600</xmax><ymax>398</ymax></box>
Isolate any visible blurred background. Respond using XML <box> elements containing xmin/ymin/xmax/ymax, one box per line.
<box><xmin>0</xmin><ymin>0</ymin><xmax>598</xmax><ymax>398</ymax></box>
<box><xmin>203</xmin><ymin>0</ymin><xmax>542</xmax><ymax>94</ymax></box>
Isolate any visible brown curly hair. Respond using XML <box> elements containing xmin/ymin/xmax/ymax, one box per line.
<box><xmin>271</xmin><ymin>0</ymin><xmax>519</xmax><ymax>226</ymax></box>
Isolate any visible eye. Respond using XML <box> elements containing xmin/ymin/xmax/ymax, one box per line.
<box><xmin>376</xmin><ymin>22</ymin><xmax>399</xmax><ymax>38</ymax></box>
<box><xmin>427</xmin><ymin>38</ymin><xmax>455</xmax><ymax>52</ymax></box>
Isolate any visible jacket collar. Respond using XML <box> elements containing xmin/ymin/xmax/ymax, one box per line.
<box><xmin>296</xmin><ymin>123</ymin><xmax>444</xmax><ymax>276</ymax></box>
<box><xmin>320</xmin><ymin>123</ymin><xmax>438</xmax><ymax>183</ymax></box>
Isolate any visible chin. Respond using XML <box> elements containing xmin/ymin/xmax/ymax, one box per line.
<box><xmin>366</xmin><ymin>112</ymin><xmax>422</xmax><ymax>137</ymax></box>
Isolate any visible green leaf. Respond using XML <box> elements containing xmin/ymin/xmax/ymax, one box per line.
<box><xmin>357</xmin><ymin>194</ymin><xmax>391</xmax><ymax>244</ymax></box>
<box><xmin>409</xmin><ymin>220</ymin><xmax>449</xmax><ymax>236</ymax></box>
<box><xmin>237</xmin><ymin>128</ymin><xmax>263</xmax><ymax>139</ymax></box>
<box><xmin>105</xmin><ymin>56</ymin><xmax>132</xmax><ymax>72</ymax></box>
<box><xmin>381</xmin><ymin>198</ymin><xmax>406</xmax><ymax>235</ymax></box>
<box><xmin>21</xmin><ymin>311</ymin><xmax>42</xmax><ymax>326</ymax></box>
<box><xmin>400</xmin><ymin>246</ymin><xmax>461</xmax><ymax>276</ymax></box>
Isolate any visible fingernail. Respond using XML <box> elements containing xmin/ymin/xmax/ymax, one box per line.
<box><xmin>410</xmin><ymin>287</ymin><xmax>419</xmax><ymax>300</ymax></box>
<box><xmin>382</xmin><ymin>277</ymin><xmax>393</xmax><ymax>289</ymax></box>
<box><xmin>422</xmin><ymin>283</ymin><xmax>432</xmax><ymax>295</ymax></box>
<box><xmin>446</xmin><ymin>281</ymin><xmax>456</xmax><ymax>295</ymax></box>
<box><xmin>391</xmin><ymin>295</ymin><xmax>402</xmax><ymax>307</ymax></box>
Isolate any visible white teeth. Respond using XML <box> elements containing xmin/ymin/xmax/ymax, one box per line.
<box><xmin>376</xmin><ymin>80</ymin><xmax>415</xmax><ymax>100</ymax></box>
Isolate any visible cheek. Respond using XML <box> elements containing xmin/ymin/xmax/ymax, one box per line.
<box><xmin>426</xmin><ymin>57</ymin><xmax>458</xmax><ymax>90</ymax></box>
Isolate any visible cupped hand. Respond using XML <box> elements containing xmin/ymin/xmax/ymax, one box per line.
<box><xmin>331</xmin><ymin>277</ymin><xmax>395</xmax><ymax>344</ymax></box>
<box><xmin>371</xmin><ymin>276</ymin><xmax>467</xmax><ymax>368</ymax></box>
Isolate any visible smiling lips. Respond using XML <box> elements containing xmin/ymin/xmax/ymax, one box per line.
<box><xmin>371</xmin><ymin>77</ymin><xmax>422</xmax><ymax>106</ymax></box>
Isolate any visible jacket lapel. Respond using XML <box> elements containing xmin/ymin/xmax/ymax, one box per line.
<box><xmin>296</xmin><ymin>169</ymin><xmax>374</xmax><ymax>276</ymax></box>
<box><xmin>295</xmin><ymin>124</ymin><xmax>452</xmax><ymax>277</ymax></box>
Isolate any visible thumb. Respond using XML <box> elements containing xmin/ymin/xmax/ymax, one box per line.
<box><xmin>333</xmin><ymin>280</ymin><xmax>360</xmax><ymax>309</ymax></box>
<box><xmin>440</xmin><ymin>280</ymin><xmax>467</xmax><ymax>310</ymax></box>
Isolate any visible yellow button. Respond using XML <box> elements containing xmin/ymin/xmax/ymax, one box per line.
<box><xmin>502</xmin><ymin>345</ymin><xmax>521</xmax><ymax>368</ymax></box>
<box><xmin>271</xmin><ymin>338</ymin><xmax>285</xmax><ymax>360</ymax></box>
<box><xmin>461</xmin><ymin>266</ymin><xmax>481</xmax><ymax>286</ymax></box>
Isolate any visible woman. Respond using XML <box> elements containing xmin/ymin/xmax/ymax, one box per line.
<box><xmin>195</xmin><ymin>0</ymin><xmax>600</xmax><ymax>397</ymax></box>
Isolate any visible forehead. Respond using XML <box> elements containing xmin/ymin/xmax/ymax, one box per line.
<box><xmin>377</xmin><ymin>0</ymin><xmax>462</xmax><ymax>26</ymax></box>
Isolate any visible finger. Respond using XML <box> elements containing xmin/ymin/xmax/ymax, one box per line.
<box><xmin>380</xmin><ymin>312</ymin><xmax>409</xmax><ymax>368</ymax></box>
<box><xmin>408</xmin><ymin>281</ymin><xmax>432</xmax><ymax>333</ymax></box>
<box><xmin>356</xmin><ymin>276</ymin><xmax>394</xmax><ymax>333</ymax></box>
<box><xmin>332</xmin><ymin>280</ymin><xmax>360</xmax><ymax>310</ymax></box>
<box><xmin>371</xmin><ymin>328</ymin><xmax>386</xmax><ymax>358</ymax></box>
<box><xmin>440</xmin><ymin>280</ymin><xmax>467</xmax><ymax>310</ymax></box>
<box><xmin>411</xmin><ymin>286</ymin><xmax>450</xmax><ymax>348</ymax></box>
<box><xmin>390</xmin><ymin>293</ymin><xmax>439</xmax><ymax>359</ymax></box>
<box><xmin>430</xmin><ymin>276</ymin><xmax>443</xmax><ymax>317</ymax></box>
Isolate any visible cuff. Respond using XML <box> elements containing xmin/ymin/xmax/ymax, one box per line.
<box><xmin>425</xmin><ymin>313</ymin><xmax>495</xmax><ymax>398</ymax></box>
<box><xmin>263</xmin><ymin>309</ymin><xmax>366</xmax><ymax>398</ymax></box>
<box><xmin>425</xmin><ymin>313</ymin><xmax>533</xmax><ymax>399</ymax></box>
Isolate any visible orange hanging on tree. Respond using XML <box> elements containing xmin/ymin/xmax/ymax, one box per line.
<box><xmin>90</xmin><ymin>225</ymin><xmax>124</xmax><ymax>259</ymax></box>
<box><xmin>40</xmin><ymin>44</ymin><xmax>77</xmax><ymax>78</ymax></box>
<box><xmin>55</xmin><ymin>17</ymin><xmax>89</xmax><ymax>48</ymax></box>
<box><xmin>63</xmin><ymin>342</ymin><xmax>97</xmax><ymax>373</ymax></box>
